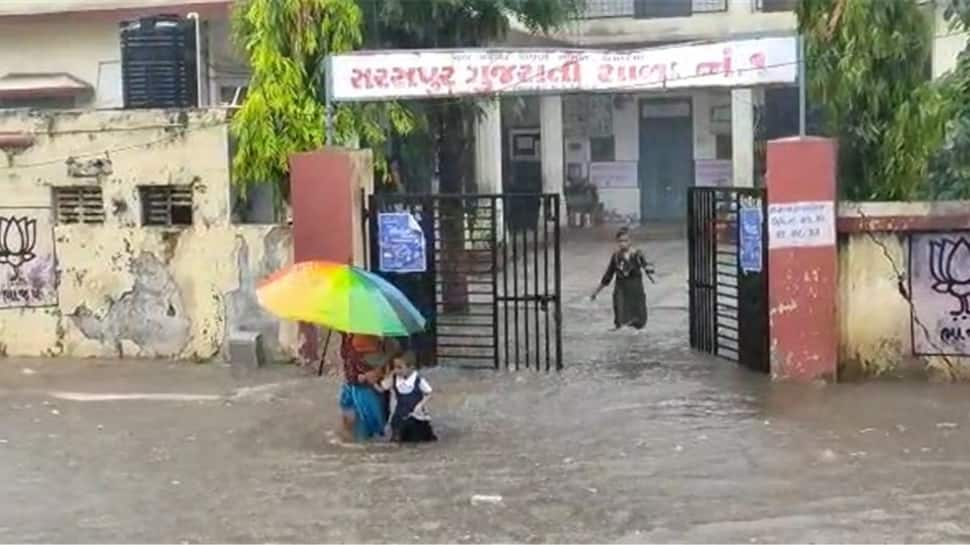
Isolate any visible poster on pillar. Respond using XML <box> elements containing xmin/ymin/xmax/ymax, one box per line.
<box><xmin>910</xmin><ymin>232</ymin><xmax>970</xmax><ymax>356</ymax></box>
<box><xmin>767</xmin><ymin>201</ymin><xmax>836</xmax><ymax>249</ymax></box>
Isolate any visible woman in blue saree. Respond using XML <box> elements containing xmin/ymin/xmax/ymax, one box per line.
<box><xmin>338</xmin><ymin>333</ymin><xmax>388</xmax><ymax>441</ymax></box>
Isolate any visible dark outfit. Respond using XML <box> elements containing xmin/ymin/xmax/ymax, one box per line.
<box><xmin>385</xmin><ymin>372</ymin><xmax>437</xmax><ymax>443</ymax></box>
<box><xmin>600</xmin><ymin>249</ymin><xmax>649</xmax><ymax>329</ymax></box>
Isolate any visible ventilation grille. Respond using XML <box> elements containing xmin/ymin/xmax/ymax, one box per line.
<box><xmin>139</xmin><ymin>185</ymin><xmax>193</xmax><ymax>226</ymax></box>
<box><xmin>54</xmin><ymin>186</ymin><xmax>105</xmax><ymax>225</ymax></box>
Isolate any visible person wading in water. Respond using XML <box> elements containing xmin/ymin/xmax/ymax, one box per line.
<box><xmin>338</xmin><ymin>334</ymin><xmax>392</xmax><ymax>441</ymax></box>
<box><xmin>591</xmin><ymin>227</ymin><xmax>655</xmax><ymax>330</ymax></box>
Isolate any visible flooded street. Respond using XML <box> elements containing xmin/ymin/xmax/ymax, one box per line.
<box><xmin>2</xmin><ymin>232</ymin><xmax>970</xmax><ymax>543</ymax></box>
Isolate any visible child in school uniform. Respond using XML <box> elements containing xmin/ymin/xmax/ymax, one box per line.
<box><xmin>379</xmin><ymin>350</ymin><xmax>437</xmax><ymax>443</ymax></box>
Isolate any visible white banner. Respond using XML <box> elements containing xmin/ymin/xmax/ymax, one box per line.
<box><xmin>328</xmin><ymin>36</ymin><xmax>797</xmax><ymax>101</ymax></box>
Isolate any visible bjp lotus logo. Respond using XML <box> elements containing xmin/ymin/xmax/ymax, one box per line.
<box><xmin>0</xmin><ymin>216</ymin><xmax>38</xmax><ymax>270</ymax></box>
<box><xmin>929</xmin><ymin>237</ymin><xmax>970</xmax><ymax>316</ymax></box>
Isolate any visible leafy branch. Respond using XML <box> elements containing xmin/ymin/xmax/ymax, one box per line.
<box><xmin>798</xmin><ymin>0</ymin><xmax>951</xmax><ymax>201</ymax></box>
<box><xmin>230</xmin><ymin>0</ymin><xmax>415</xmax><ymax>200</ymax></box>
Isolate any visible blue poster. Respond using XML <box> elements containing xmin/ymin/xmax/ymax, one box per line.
<box><xmin>378</xmin><ymin>212</ymin><xmax>427</xmax><ymax>273</ymax></box>
<box><xmin>739</xmin><ymin>205</ymin><xmax>763</xmax><ymax>274</ymax></box>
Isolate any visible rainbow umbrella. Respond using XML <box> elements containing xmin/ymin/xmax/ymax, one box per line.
<box><xmin>256</xmin><ymin>260</ymin><xmax>426</xmax><ymax>337</ymax></box>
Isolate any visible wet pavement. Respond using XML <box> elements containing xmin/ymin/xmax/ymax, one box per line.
<box><xmin>3</xmin><ymin>228</ymin><xmax>970</xmax><ymax>543</ymax></box>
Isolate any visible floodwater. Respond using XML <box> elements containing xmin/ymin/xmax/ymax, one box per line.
<box><xmin>1</xmin><ymin>231</ymin><xmax>970</xmax><ymax>543</ymax></box>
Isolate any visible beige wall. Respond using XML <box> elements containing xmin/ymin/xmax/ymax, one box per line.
<box><xmin>838</xmin><ymin>232</ymin><xmax>917</xmax><ymax>379</ymax></box>
<box><xmin>838</xmin><ymin>202</ymin><xmax>970</xmax><ymax>381</ymax></box>
<box><xmin>0</xmin><ymin>19</ymin><xmax>121</xmax><ymax>108</ymax></box>
<box><xmin>0</xmin><ymin>108</ymin><xmax>297</xmax><ymax>361</ymax></box>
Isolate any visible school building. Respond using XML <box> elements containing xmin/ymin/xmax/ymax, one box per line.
<box><xmin>464</xmin><ymin>0</ymin><xmax>798</xmax><ymax>224</ymax></box>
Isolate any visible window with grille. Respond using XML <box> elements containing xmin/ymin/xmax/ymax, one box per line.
<box><xmin>139</xmin><ymin>185</ymin><xmax>193</xmax><ymax>226</ymax></box>
<box><xmin>590</xmin><ymin>136</ymin><xmax>616</xmax><ymax>162</ymax></box>
<box><xmin>757</xmin><ymin>0</ymin><xmax>797</xmax><ymax>12</ymax></box>
<box><xmin>582</xmin><ymin>0</ymin><xmax>726</xmax><ymax>18</ymax></box>
<box><xmin>583</xmin><ymin>0</ymin><xmax>635</xmax><ymax>17</ymax></box>
<box><xmin>632</xmin><ymin>0</ymin><xmax>726</xmax><ymax>18</ymax></box>
<box><xmin>716</xmin><ymin>133</ymin><xmax>733</xmax><ymax>160</ymax></box>
<box><xmin>53</xmin><ymin>186</ymin><xmax>105</xmax><ymax>225</ymax></box>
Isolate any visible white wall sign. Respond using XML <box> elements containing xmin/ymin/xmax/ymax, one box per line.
<box><xmin>328</xmin><ymin>36</ymin><xmax>797</xmax><ymax>101</ymax></box>
<box><xmin>599</xmin><ymin>188</ymin><xmax>640</xmax><ymax>224</ymax></box>
<box><xmin>694</xmin><ymin>159</ymin><xmax>732</xmax><ymax>187</ymax></box>
<box><xmin>589</xmin><ymin>161</ymin><xmax>638</xmax><ymax>189</ymax></box>
<box><xmin>768</xmin><ymin>201</ymin><xmax>836</xmax><ymax>249</ymax></box>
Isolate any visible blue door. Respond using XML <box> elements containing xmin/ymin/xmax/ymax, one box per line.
<box><xmin>638</xmin><ymin>99</ymin><xmax>694</xmax><ymax>222</ymax></box>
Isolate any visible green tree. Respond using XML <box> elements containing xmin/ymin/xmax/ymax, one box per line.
<box><xmin>926</xmin><ymin>1</ymin><xmax>970</xmax><ymax>199</ymax></box>
<box><xmin>365</xmin><ymin>0</ymin><xmax>582</xmax><ymax>310</ymax></box>
<box><xmin>230</xmin><ymin>0</ymin><xmax>414</xmax><ymax>202</ymax></box>
<box><xmin>798</xmin><ymin>0</ymin><xmax>950</xmax><ymax>201</ymax></box>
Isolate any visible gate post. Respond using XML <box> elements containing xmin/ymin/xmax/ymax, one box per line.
<box><xmin>765</xmin><ymin>137</ymin><xmax>838</xmax><ymax>382</ymax></box>
<box><xmin>289</xmin><ymin>148</ymin><xmax>373</xmax><ymax>364</ymax></box>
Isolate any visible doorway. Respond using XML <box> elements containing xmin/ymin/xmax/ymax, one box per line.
<box><xmin>638</xmin><ymin>98</ymin><xmax>694</xmax><ymax>222</ymax></box>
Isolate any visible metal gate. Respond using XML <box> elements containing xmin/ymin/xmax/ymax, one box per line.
<box><xmin>366</xmin><ymin>193</ymin><xmax>563</xmax><ymax>371</ymax></box>
<box><xmin>687</xmin><ymin>187</ymin><xmax>769</xmax><ymax>372</ymax></box>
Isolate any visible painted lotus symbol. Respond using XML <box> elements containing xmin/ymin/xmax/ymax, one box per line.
<box><xmin>0</xmin><ymin>216</ymin><xmax>38</xmax><ymax>270</ymax></box>
<box><xmin>929</xmin><ymin>238</ymin><xmax>970</xmax><ymax>316</ymax></box>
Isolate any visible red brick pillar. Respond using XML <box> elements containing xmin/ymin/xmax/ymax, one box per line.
<box><xmin>289</xmin><ymin>148</ymin><xmax>373</xmax><ymax>362</ymax></box>
<box><xmin>766</xmin><ymin>137</ymin><xmax>838</xmax><ymax>382</ymax></box>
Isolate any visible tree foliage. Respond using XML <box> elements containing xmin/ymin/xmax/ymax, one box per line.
<box><xmin>798</xmin><ymin>0</ymin><xmax>951</xmax><ymax>200</ymax></box>
<box><xmin>230</xmin><ymin>0</ymin><xmax>414</xmax><ymax>197</ymax></box>
<box><xmin>926</xmin><ymin>0</ymin><xmax>970</xmax><ymax>199</ymax></box>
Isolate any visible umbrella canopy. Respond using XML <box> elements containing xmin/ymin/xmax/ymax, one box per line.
<box><xmin>256</xmin><ymin>260</ymin><xmax>426</xmax><ymax>337</ymax></box>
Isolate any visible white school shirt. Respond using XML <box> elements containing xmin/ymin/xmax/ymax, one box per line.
<box><xmin>380</xmin><ymin>371</ymin><xmax>433</xmax><ymax>421</ymax></box>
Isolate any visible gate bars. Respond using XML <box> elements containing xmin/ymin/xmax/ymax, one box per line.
<box><xmin>687</xmin><ymin>187</ymin><xmax>769</xmax><ymax>373</ymax></box>
<box><xmin>367</xmin><ymin>193</ymin><xmax>563</xmax><ymax>371</ymax></box>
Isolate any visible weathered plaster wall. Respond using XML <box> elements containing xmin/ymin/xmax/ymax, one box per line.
<box><xmin>838</xmin><ymin>232</ymin><xmax>917</xmax><ymax>379</ymax></box>
<box><xmin>837</xmin><ymin>201</ymin><xmax>970</xmax><ymax>381</ymax></box>
<box><xmin>0</xmin><ymin>108</ymin><xmax>297</xmax><ymax>361</ymax></box>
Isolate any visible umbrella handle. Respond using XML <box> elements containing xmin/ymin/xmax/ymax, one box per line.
<box><xmin>317</xmin><ymin>329</ymin><xmax>334</xmax><ymax>377</ymax></box>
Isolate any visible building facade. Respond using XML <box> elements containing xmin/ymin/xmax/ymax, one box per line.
<box><xmin>0</xmin><ymin>2</ymin><xmax>291</xmax><ymax>361</ymax></box>
<box><xmin>478</xmin><ymin>0</ymin><xmax>799</xmax><ymax>224</ymax></box>
<box><xmin>0</xmin><ymin>108</ymin><xmax>296</xmax><ymax>360</ymax></box>
<box><xmin>0</xmin><ymin>0</ymin><xmax>245</xmax><ymax>110</ymax></box>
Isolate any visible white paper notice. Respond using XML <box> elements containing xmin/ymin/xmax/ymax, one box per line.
<box><xmin>767</xmin><ymin>201</ymin><xmax>835</xmax><ymax>249</ymax></box>
<box><xmin>589</xmin><ymin>161</ymin><xmax>638</xmax><ymax>189</ymax></box>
